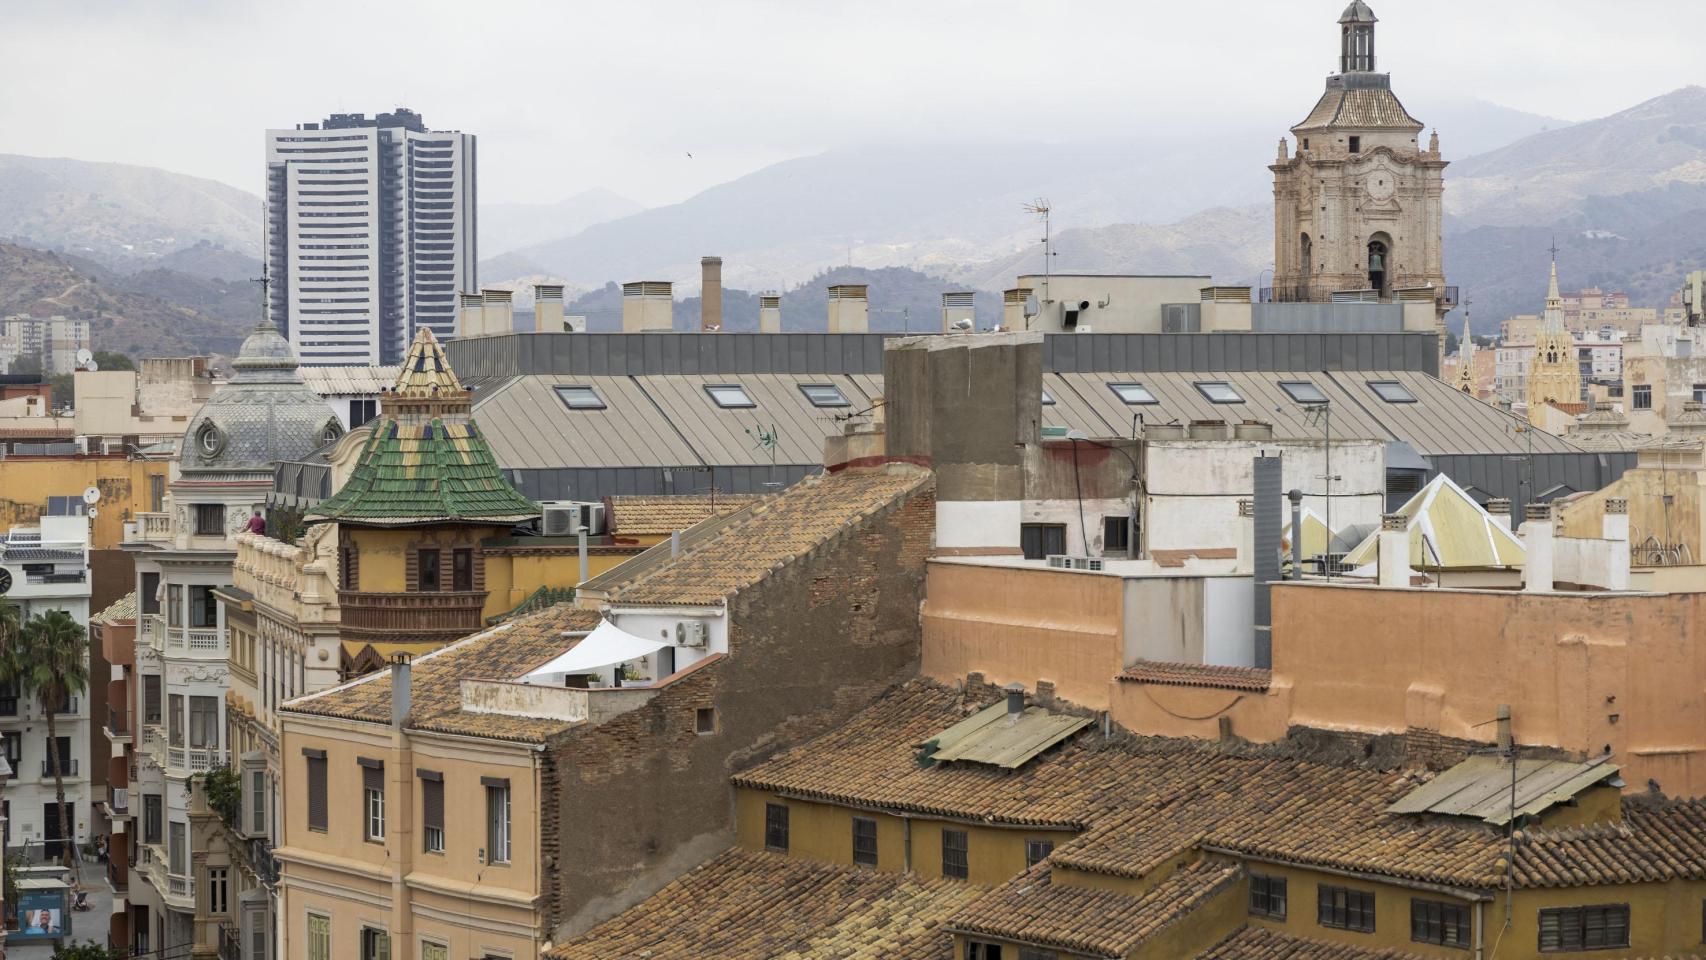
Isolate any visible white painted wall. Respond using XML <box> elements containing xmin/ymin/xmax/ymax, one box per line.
<box><xmin>604</xmin><ymin>606</ymin><xmax>728</xmax><ymax>682</ymax></box>
<box><xmin>1144</xmin><ymin>438</ymin><xmax>1386</xmax><ymax>554</ymax></box>
<box><xmin>937</xmin><ymin>500</ymin><xmax>1022</xmax><ymax>551</ymax></box>
<box><xmin>1202</xmin><ymin>577</ymin><xmax>1255</xmax><ymax>666</ymax></box>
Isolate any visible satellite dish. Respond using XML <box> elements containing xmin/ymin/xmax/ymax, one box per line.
<box><xmin>75</xmin><ymin>348</ymin><xmax>93</xmax><ymax>366</ymax></box>
<box><xmin>87</xmin><ymin>507</ymin><xmax>99</xmax><ymax>519</ymax></box>
<box><xmin>86</xmin><ymin>360</ymin><xmax>99</xmax><ymax>372</ymax></box>
<box><xmin>82</xmin><ymin>486</ymin><xmax>101</xmax><ymax>505</ymax></box>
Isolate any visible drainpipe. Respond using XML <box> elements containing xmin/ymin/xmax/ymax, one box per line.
<box><xmin>577</xmin><ymin>528</ymin><xmax>589</xmax><ymax>585</ymax></box>
<box><xmin>1475</xmin><ymin>898</ymin><xmax>1484</xmax><ymax>960</ymax></box>
<box><xmin>1288</xmin><ymin>489</ymin><xmax>1304</xmax><ymax>579</ymax></box>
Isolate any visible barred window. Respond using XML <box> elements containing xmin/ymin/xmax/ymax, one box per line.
<box><xmin>764</xmin><ymin>803</ymin><xmax>789</xmax><ymax>852</ymax></box>
<box><xmin>1318</xmin><ymin>884</ymin><xmax>1375</xmax><ymax>932</ymax></box>
<box><xmin>1250</xmin><ymin>873</ymin><xmax>1287</xmax><ymax>920</ymax></box>
<box><xmin>1025</xmin><ymin>839</ymin><xmax>1054</xmax><ymax>869</ymax></box>
<box><xmin>942</xmin><ymin>829</ymin><xmax>969</xmax><ymax>880</ymax></box>
<box><xmin>852</xmin><ymin>816</ymin><xmax>878</xmax><ymax>867</ymax></box>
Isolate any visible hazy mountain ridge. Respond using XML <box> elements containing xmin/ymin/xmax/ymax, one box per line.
<box><xmin>0</xmin><ymin>154</ymin><xmax>263</xmax><ymax>268</ymax></box>
<box><xmin>0</xmin><ymin>242</ymin><xmax>252</xmax><ymax>360</ymax></box>
<box><xmin>480</xmin><ymin>188</ymin><xmax>645</xmax><ymax>258</ymax></box>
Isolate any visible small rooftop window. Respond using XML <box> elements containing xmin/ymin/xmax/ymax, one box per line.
<box><xmin>554</xmin><ymin>385</ymin><xmax>606</xmax><ymax>410</ymax></box>
<box><xmin>1108</xmin><ymin>382</ymin><xmax>1159</xmax><ymax>405</ymax></box>
<box><xmin>1040</xmin><ymin>389</ymin><xmax>1056</xmax><ymax>406</ymax></box>
<box><xmin>1280</xmin><ymin>381</ymin><xmax>1328</xmax><ymax>404</ymax></box>
<box><xmin>798</xmin><ymin>383</ymin><xmax>848</xmax><ymax>407</ymax></box>
<box><xmin>1368</xmin><ymin>380</ymin><xmax>1418</xmax><ymax>403</ymax></box>
<box><xmin>704</xmin><ymin>384</ymin><xmax>756</xmax><ymax>409</ymax></box>
<box><xmin>1195</xmin><ymin>381</ymin><xmax>1244</xmax><ymax>404</ymax></box>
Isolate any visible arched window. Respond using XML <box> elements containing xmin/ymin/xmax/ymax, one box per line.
<box><xmin>1367</xmin><ymin>235</ymin><xmax>1392</xmax><ymax>297</ymax></box>
<box><xmin>1300</xmin><ymin>233</ymin><xmax>1313</xmax><ymax>275</ymax></box>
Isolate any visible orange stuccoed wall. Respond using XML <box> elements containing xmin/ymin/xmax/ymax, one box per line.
<box><xmin>1261</xmin><ymin>582</ymin><xmax>1706</xmax><ymax>796</ymax></box>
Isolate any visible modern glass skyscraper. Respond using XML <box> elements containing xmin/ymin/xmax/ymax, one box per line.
<box><xmin>265</xmin><ymin>108</ymin><xmax>476</xmax><ymax>365</ymax></box>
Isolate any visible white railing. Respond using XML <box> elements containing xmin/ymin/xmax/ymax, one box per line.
<box><xmin>167</xmin><ymin>746</ymin><xmax>216</xmax><ymax>774</ymax></box>
<box><xmin>168</xmin><ymin>874</ymin><xmax>191</xmax><ymax>897</ymax></box>
<box><xmin>140</xmin><ymin>614</ymin><xmax>165</xmax><ymax>652</ymax></box>
<box><xmin>132</xmin><ymin>512</ymin><xmax>173</xmax><ymax>543</ymax></box>
<box><xmin>166</xmin><ymin>626</ymin><xmax>225</xmax><ymax>655</ymax></box>
<box><xmin>188</xmin><ymin>629</ymin><xmax>221</xmax><ymax>652</ymax></box>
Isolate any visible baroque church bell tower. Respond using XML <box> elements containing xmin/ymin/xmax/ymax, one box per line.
<box><xmin>1271</xmin><ymin>3</ymin><xmax>1451</xmax><ymax>336</ymax></box>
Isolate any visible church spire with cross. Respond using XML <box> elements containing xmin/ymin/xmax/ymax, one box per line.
<box><xmin>1527</xmin><ymin>243</ymin><xmax>1582</xmax><ymax>415</ymax></box>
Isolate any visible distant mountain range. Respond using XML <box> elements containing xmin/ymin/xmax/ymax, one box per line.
<box><xmin>8</xmin><ymin>87</ymin><xmax>1706</xmax><ymax>355</ymax></box>
<box><xmin>0</xmin><ymin>242</ymin><xmax>253</xmax><ymax>359</ymax></box>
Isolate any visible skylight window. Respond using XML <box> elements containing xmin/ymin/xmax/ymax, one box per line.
<box><xmin>798</xmin><ymin>383</ymin><xmax>848</xmax><ymax>407</ymax></box>
<box><xmin>1108</xmin><ymin>382</ymin><xmax>1159</xmax><ymax>405</ymax></box>
<box><xmin>1194</xmin><ymin>381</ymin><xmax>1244</xmax><ymax>404</ymax></box>
<box><xmin>704</xmin><ymin>384</ymin><xmax>756</xmax><ymax>409</ymax></box>
<box><xmin>1368</xmin><ymin>380</ymin><xmax>1418</xmax><ymax>403</ymax></box>
<box><xmin>1041</xmin><ymin>389</ymin><xmax>1056</xmax><ymax>406</ymax></box>
<box><xmin>553</xmin><ymin>385</ymin><xmax>606</xmax><ymax>410</ymax></box>
<box><xmin>1280</xmin><ymin>381</ymin><xmax>1328</xmax><ymax>404</ymax></box>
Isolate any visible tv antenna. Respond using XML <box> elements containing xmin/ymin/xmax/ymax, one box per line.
<box><xmin>1022</xmin><ymin>198</ymin><xmax>1054</xmax><ymax>323</ymax></box>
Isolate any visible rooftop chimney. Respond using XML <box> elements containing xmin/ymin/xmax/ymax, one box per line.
<box><xmin>482</xmin><ymin>288</ymin><xmax>514</xmax><ymax>335</ymax></box>
<box><xmin>1004</xmin><ymin>683</ymin><xmax>1026</xmax><ymax>723</ymax></box>
<box><xmin>390</xmin><ymin>652</ymin><xmax>413</xmax><ymax>729</ymax></box>
<box><xmin>759</xmin><ymin>294</ymin><xmax>782</xmax><ymax>334</ymax></box>
<box><xmin>1003</xmin><ymin>287</ymin><xmax>1033</xmax><ymax>331</ymax></box>
<box><xmin>827</xmin><ymin>284</ymin><xmax>869</xmax><ymax>333</ymax></box>
<box><xmin>535</xmin><ymin>284</ymin><xmax>567</xmax><ymax>332</ymax></box>
<box><xmin>1601</xmin><ymin>497</ymin><xmax>1631</xmax><ymax>590</ymax></box>
<box><xmin>700</xmin><ymin>257</ymin><xmax>723</xmax><ymax>332</ymax></box>
<box><xmin>457</xmin><ymin>292</ymin><xmax>485</xmax><ymax>338</ymax></box>
<box><xmin>1377</xmin><ymin>513</ymin><xmax>1411</xmax><ymax>588</ymax></box>
<box><xmin>1485</xmin><ymin>498</ymin><xmax>1512</xmax><ymax>532</ymax></box>
<box><xmin>622</xmin><ymin>281</ymin><xmax>674</xmax><ymax>333</ymax></box>
<box><xmin>1520</xmin><ymin>502</ymin><xmax>1554</xmax><ymax>593</ymax></box>
<box><xmin>941</xmin><ymin>291</ymin><xmax>975</xmax><ymax>333</ymax></box>
<box><xmin>1496</xmin><ymin>703</ymin><xmax>1512</xmax><ymax>752</ymax></box>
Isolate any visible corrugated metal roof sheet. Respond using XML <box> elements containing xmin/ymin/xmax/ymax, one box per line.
<box><xmin>919</xmin><ymin>701</ymin><xmax>1093</xmax><ymax>769</ymax></box>
<box><xmin>1388</xmin><ymin>754</ymin><xmax>1620</xmax><ymax>826</ymax></box>
<box><xmin>299</xmin><ymin>365</ymin><xmax>402</xmax><ymax>396</ymax></box>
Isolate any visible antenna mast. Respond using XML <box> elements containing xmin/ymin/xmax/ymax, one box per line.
<box><xmin>1023</xmin><ymin>199</ymin><xmax>1053</xmax><ymax>319</ymax></box>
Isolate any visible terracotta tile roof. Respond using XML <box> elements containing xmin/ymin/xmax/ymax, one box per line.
<box><xmin>1120</xmin><ymin>660</ymin><xmax>1272</xmax><ymax>691</ymax></box>
<box><xmin>732</xmin><ymin>680</ymin><xmax>1115</xmax><ymax>829</ymax></box>
<box><xmin>1295</xmin><ymin>86</ymin><xmax>1423</xmax><ymax>131</ymax></box>
<box><xmin>91</xmin><ymin>590</ymin><xmax>138</xmax><ymax>625</ymax></box>
<box><xmin>1198</xmin><ymin>926</ymin><xmax>1432</xmax><ymax>960</ymax></box>
<box><xmin>282</xmin><ymin>604</ymin><xmax>601</xmax><ymax>743</ymax></box>
<box><xmin>951</xmin><ymin>859</ymin><xmax>1241</xmax><ymax>959</ymax></box>
<box><xmin>610</xmin><ymin>465</ymin><xmax>931</xmax><ymax>607</ymax></box>
<box><xmin>736</xmin><ymin>682</ymin><xmax>1706</xmax><ymax>892</ymax></box>
<box><xmin>606</xmin><ymin>493</ymin><xmax>762</xmax><ymax>536</ymax></box>
<box><xmin>548</xmin><ymin>848</ymin><xmax>985</xmax><ymax>960</ymax></box>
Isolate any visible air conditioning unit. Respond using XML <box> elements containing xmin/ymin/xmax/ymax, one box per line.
<box><xmin>540</xmin><ymin>501</ymin><xmax>607</xmax><ymax>537</ymax></box>
<box><xmin>675</xmin><ymin>620</ymin><xmax>708</xmax><ymax>648</ymax></box>
<box><xmin>1045</xmin><ymin>555</ymin><xmax>1106</xmax><ymax>572</ymax></box>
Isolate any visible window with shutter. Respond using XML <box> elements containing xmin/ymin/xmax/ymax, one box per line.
<box><xmin>249</xmin><ymin>769</ymin><xmax>266</xmax><ymax>836</ymax></box>
<box><xmin>360</xmin><ymin>927</ymin><xmax>390</xmax><ymax>960</ymax></box>
<box><xmin>420</xmin><ymin>770</ymin><xmax>444</xmax><ymax>853</ymax></box>
<box><xmin>764</xmin><ymin>803</ymin><xmax>789</xmax><ymax>852</ymax></box>
<box><xmin>485</xmin><ymin>777</ymin><xmax>510</xmax><ymax>863</ymax></box>
<box><xmin>1411</xmin><ymin>898</ymin><xmax>1469</xmax><ymax>947</ymax></box>
<box><xmin>362</xmin><ymin>761</ymin><xmax>385</xmax><ymax>841</ymax></box>
<box><xmin>852</xmin><ymin>817</ymin><xmax>878</xmax><ymax>867</ymax></box>
<box><xmin>1250</xmin><ymin>874</ymin><xmax>1288</xmax><ymax>920</ymax></box>
<box><xmin>1318</xmin><ymin>884</ymin><xmax>1375</xmax><ymax>932</ymax></box>
<box><xmin>306</xmin><ymin>915</ymin><xmax>330</xmax><ymax>960</ymax></box>
<box><xmin>304</xmin><ymin>749</ymin><xmax>327</xmax><ymax>832</ymax></box>
<box><xmin>1538</xmin><ymin>904</ymin><xmax>1630</xmax><ymax>951</ymax></box>
<box><xmin>1025</xmin><ymin>839</ymin><xmax>1054</xmax><ymax>869</ymax></box>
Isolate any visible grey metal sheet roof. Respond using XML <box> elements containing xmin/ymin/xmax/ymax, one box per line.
<box><xmin>473</xmin><ymin>375</ymin><xmax>702</xmax><ymax>470</ymax></box>
<box><xmin>918</xmin><ymin>701</ymin><xmax>1093</xmax><ymax>769</ymax></box>
<box><xmin>1324</xmin><ymin>371</ymin><xmax>1584</xmax><ymax>456</ymax></box>
<box><xmin>633</xmin><ymin>374</ymin><xmax>870</xmax><ymax>467</ymax></box>
<box><xmin>1387</xmin><ymin>754</ymin><xmax>1619</xmax><ymax>826</ymax></box>
<box><xmin>1056</xmin><ymin>371</ymin><xmax>1390</xmax><ymax>443</ymax></box>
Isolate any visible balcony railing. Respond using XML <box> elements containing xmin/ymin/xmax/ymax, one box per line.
<box><xmin>109</xmin><ymin>785</ymin><xmax>129</xmax><ymax>813</ymax></box>
<box><xmin>130</xmin><ymin>512</ymin><xmax>173</xmax><ymax>543</ymax></box>
<box><xmin>167</xmin><ymin>745</ymin><xmax>217</xmax><ymax>773</ymax></box>
<box><xmin>166</xmin><ymin>626</ymin><xmax>224</xmax><ymax>654</ymax></box>
<box><xmin>338</xmin><ymin>589</ymin><xmax>485</xmax><ymax>637</ymax></box>
<box><xmin>140</xmin><ymin>613</ymin><xmax>165</xmax><ymax>652</ymax></box>
<box><xmin>219</xmin><ymin>924</ymin><xmax>242</xmax><ymax>960</ymax></box>
<box><xmin>42</xmin><ymin>758</ymin><xmax>78</xmax><ymax>777</ymax></box>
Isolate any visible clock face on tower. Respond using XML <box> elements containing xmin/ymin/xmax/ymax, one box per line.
<box><xmin>1367</xmin><ymin>174</ymin><xmax>1396</xmax><ymax>202</ymax></box>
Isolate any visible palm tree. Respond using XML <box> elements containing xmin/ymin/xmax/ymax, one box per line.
<box><xmin>16</xmin><ymin>609</ymin><xmax>89</xmax><ymax>865</ymax></box>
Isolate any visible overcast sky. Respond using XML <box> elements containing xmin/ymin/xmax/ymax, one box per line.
<box><xmin>4</xmin><ymin>0</ymin><xmax>1702</xmax><ymax>208</ymax></box>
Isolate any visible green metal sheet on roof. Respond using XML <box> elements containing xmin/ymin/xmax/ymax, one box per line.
<box><xmin>1388</xmin><ymin>754</ymin><xmax>1619</xmax><ymax>825</ymax></box>
<box><xmin>918</xmin><ymin>702</ymin><xmax>1093</xmax><ymax>770</ymax></box>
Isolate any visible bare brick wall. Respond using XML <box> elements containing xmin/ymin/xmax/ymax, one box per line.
<box><xmin>543</xmin><ymin>479</ymin><xmax>936</xmax><ymax>937</ymax></box>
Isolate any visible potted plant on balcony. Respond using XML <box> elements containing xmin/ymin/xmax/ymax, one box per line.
<box><xmin>201</xmin><ymin>766</ymin><xmax>242</xmax><ymax>828</ymax></box>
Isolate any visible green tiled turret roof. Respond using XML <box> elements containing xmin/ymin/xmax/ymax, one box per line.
<box><xmin>306</xmin><ymin>417</ymin><xmax>539</xmax><ymax>527</ymax></box>
<box><xmin>306</xmin><ymin>328</ymin><xmax>539</xmax><ymax>527</ymax></box>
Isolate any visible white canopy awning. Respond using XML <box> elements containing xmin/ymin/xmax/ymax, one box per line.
<box><xmin>523</xmin><ymin>618</ymin><xmax>666</xmax><ymax>682</ymax></box>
